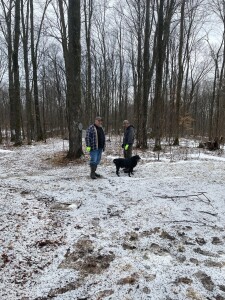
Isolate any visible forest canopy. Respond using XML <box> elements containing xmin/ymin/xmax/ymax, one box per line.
<box><xmin>0</xmin><ymin>0</ymin><xmax>224</xmax><ymax>151</ymax></box>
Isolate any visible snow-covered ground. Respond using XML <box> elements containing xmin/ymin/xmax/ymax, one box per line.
<box><xmin>0</xmin><ymin>137</ymin><xmax>225</xmax><ymax>300</ymax></box>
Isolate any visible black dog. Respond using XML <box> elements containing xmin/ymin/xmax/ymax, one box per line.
<box><xmin>113</xmin><ymin>155</ymin><xmax>141</xmax><ymax>177</ymax></box>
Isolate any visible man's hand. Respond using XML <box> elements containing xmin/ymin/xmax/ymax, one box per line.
<box><xmin>125</xmin><ymin>144</ymin><xmax>129</xmax><ymax>150</ymax></box>
<box><xmin>86</xmin><ymin>146</ymin><xmax>91</xmax><ymax>152</ymax></box>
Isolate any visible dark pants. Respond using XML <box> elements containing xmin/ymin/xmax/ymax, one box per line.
<box><xmin>124</xmin><ymin>145</ymin><xmax>133</xmax><ymax>159</ymax></box>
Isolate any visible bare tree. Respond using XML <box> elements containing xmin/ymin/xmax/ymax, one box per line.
<box><xmin>153</xmin><ymin>0</ymin><xmax>176</xmax><ymax>150</ymax></box>
<box><xmin>30</xmin><ymin>0</ymin><xmax>51</xmax><ymax>141</ymax></box>
<box><xmin>30</xmin><ymin>0</ymin><xmax>42</xmax><ymax>140</ymax></box>
<box><xmin>58</xmin><ymin>0</ymin><xmax>82</xmax><ymax>158</ymax></box>
<box><xmin>0</xmin><ymin>0</ymin><xmax>22</xmax><ymax>145</ymax></box>
<box><xmin>173</xmin><ymin>0</ymin><xmax>185</xmax><ymax>146</ymax></box>
<box><xmin>207</xmin><ymin>0</ymin><xmax>225</xmax><ymax>139</ymax></box>
<box><xmin>140</xmin><ymin>0</ymin><xmax>153</xmax><ymax>149</ymax></box>
<box><xmin>21</xmin><ymin>0</ymin><xmax>34</xmax><ymax>144</ymax></box>
<box><xmin>84</xmin><ymin>0</ymin><xmax>93</xmax><ymax>123</ymax></box>
<box><xmin>13</xmin><ymin>0</ymin><xmax>21</xmax><ymax>145</ymax></box>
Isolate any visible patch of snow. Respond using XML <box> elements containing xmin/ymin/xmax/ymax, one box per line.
<box><xmin>0</xmin><ymin>138</ymin><xmax>225</xmax><ymax>300</ymax></box>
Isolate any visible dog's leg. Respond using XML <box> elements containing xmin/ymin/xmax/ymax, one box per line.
<box><xmin>116</xmin><ymin>167</ymin><xmax>120</xmax><ymax>176</ymax></box>
<box><xmin>128</xmin><ymin>168</ymin><xmax>134</xmax><ymax>176</ymax></box>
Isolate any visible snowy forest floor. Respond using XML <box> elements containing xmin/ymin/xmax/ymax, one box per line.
<box><xmin>0</xmin><ymin>136</ymin><xmax>225</xmax><ymax>300</ymax></box>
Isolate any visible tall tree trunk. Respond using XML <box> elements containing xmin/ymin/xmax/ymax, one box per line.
<box><xmin>118</xmin><ymin>23</ymin><xmax>124</xmax><ymax>125</ymax></box>
<box><xmin>153</xmin><ymin>0</ymin><xmax>176</xmax><ymax>150</ymax></box>
<box><xmin>173</xmin><ymin>0</ymin><xmax>185</xmax><ymax>146</ymax></box>
<box><xmin>66</xmin><ymin>0</ymin><xmax>82</xmax><ymax>158</ymax></box>
<box><xmin>84</xmin><ymin>0</ymin><xmax>93</xmax><ymax>123</ymax></box>
<box><xmin>21</xmin><ymin>0</ymin><xmax>34</xmax><ymax>144</ymax></box>
<box><xmin>153</xmin><ymin>0</ymin><xmax>165</xmax><ymax>150</ymax></box>
<box><xmin>2</xmin><ymin>0</ymin><xmax>15</xmax><ymax>141</ymax></box>
<box><xmin>140</xmin><ymin>0</ymin><xmax>151</xmax><ymax>149</ymax></box>
<box><xmin>30</xmin><ymin>0</ymin><xmax>43</xmax><ymax>141</ymax></box>
<box><xmin>13</xmin><ymin>0</ymin><xmax>22</xmax><ymax>145</ymax></box>
<box><xmin>134</xmin><ymin>0</ymin><xmax>143</xmax><ymax>147</ymax></box>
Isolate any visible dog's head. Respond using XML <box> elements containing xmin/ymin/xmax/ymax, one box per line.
<box><xmin>132</xmin><ymin>155</ymin><xmax>141</xmax><ymax>161</ymax></box>
<box><xmin>113</xmin><ymin>158</ymin><xmax>118</xmax><ymax>164</ymax></box>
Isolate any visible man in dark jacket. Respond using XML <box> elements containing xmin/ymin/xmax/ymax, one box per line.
<box><xmin>85</xmin><ymin>116</ymin><xmax>105</xmax><ymax>179</ymax></box>
<box><xmin>122</xmin><ymin>120</ymin><xmax>134</xmax><ymax>159</ymax></box>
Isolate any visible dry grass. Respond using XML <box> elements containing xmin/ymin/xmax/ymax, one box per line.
<box><xmin>46</xmin><ymin>151</ymin><xmax>88</xmax><ymax>167</ymax></box>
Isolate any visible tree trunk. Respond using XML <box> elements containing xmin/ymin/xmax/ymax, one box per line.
<box><xmin>153</xmin><ymin>0</ymin><xmax>165</xmax><ymax>150</ymax></box>
<box><xmin>153</xmin><ymin>0</ymin><xmax>176</xmax><ymax>150</ymax></box>
<box><xmin>173</xmin><ymin>0</ymin><xmax>185</xmax><ymax>146</ymax></box>
<box><xmin>30</xmin><ymin>0</ymin><xmax>43</xmax><ymax>141</ymax></box>
<box><xmin>21</xmin><ymin>0</ymin><xmax>34</xmax><ymax>144</ymax></box>
<box><xmin>2</xmin><ymin>0</ymin><xmax>15</xmax><ymax>141</ymax></box>
<box><xmin>13</xmin><ymin>0</ymin><xmax>22</xmax><ymax>145</ymax></box>
<box><xmin>140</xmin><ymin>0</ymin><xmax>151</xmax><ymax>149</ymax></box>
<box><xmin>133</xmin><ymin>0</ymin><xmax>142</xmax><ymax>147</ymax></box>
<box><xmin>66</xmin><ymin>0</ymin><xmax>83</xmax><ymax>158</ymax></box>
<box><xmin>84</xmin><ymin>0</ymin><xmax>93</xmax><ymax>123</ymax></box>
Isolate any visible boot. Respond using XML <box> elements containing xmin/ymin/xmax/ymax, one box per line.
<box><xmin>90</xmin><ymin>165</ymin><xmax>97</xmax><ymax>179</ymax></box>
<box><xmin>95</xmin><ymin>166</ymin><xmax>101</xmax><ymax>178</ymax></box>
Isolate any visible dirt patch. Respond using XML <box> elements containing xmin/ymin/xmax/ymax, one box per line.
<box><xmin>46</xmin><ymin>151</ymin><xmax>87</xmax><ymax>166</ymax></box>
<box><xmin>195</xmin><ymin>271</ymin><xmax>215</xmax><ymax>291</ymax></box>
<box><xmin>59</xmin><ymin>238</ymin><xmax>115</xmax><ymax>276</ymax></box>
<box><xmin>47</xmin><ymin>280</ymin><xmax>83</xmax><ymax>298</ymax></box>
<box><xmin>117</xmin><ymin>274</ymin><xmax>138</xmax><ymax>285</ymax></box>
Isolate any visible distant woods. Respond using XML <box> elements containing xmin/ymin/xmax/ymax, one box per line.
<box><xmin>0</xmin><ymin>0</ymin><xmax>225</xmax><ymax>152</ymax></box>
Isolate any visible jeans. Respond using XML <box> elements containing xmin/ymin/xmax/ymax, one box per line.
<box><xmin>90</xmin><ymin>149</ymin><xmax>103</xmax><ymax>166</ymax></box>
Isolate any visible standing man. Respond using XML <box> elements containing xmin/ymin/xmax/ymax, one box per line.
<box><xmin>85</xmin><ymin>116</ymin><xmax>105</xmax><ymax>179</ymax></box>
<box><xmin>122</xmin><ymin>120</ymin><xmax>135</xmax><ymax>159</ymax></box>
